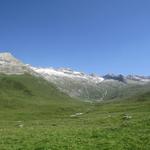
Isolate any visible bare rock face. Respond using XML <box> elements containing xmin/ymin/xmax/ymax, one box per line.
<box><xmin>0</xmin><ymin>52</ymin><xmax>36</xmax><ymax>75</ymax></box>
<box><xmin>103</xmin><ymin>74</ymin><xmax>126</xmax><ymax>83</ymax></box>
<box><xmin>0</xmin><ymin>52</ymin><xmax>22</xmax><ymax>65</ymax></box>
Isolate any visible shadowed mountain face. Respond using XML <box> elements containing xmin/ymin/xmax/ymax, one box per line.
<box><xmin>103</xmin><ymin>74</ymin><xmax>126</xmax><ymax>82</ymax></box>
<box><xmin>0</xmin><ymin>52</ymin><xmax>150</xmax><ymax>101</ymax></box>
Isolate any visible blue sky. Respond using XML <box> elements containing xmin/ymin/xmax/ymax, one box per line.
<box><xmin>0</xmin><ymin>0</ymin><xmax>150</xmax><ymax>75</ymax></box>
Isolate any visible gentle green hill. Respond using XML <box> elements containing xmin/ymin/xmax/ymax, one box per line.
<box><xmin>0</xmin><ymin>74</ymin><xmax>88</xmax><ymax>121</ymax></box>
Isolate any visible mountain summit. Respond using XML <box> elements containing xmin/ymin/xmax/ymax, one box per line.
<box><xmin>0</xmin><ymin>52</ymin><xmax>22</xmax><ymax>65</ymax></box>
<box><xmin>0</xmin><ymin>52</ymin><xmax>36</xmax><ymax>75</ymax></box>
<box><xmin>0</xmin><ymin>52</ymin><xmax>150</xmax><ymax>101</ymax></box>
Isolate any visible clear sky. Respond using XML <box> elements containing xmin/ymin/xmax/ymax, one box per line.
<box><xmin>0</xmin><ymin>0</ymin><xmax>150</xmax><ymax>75</ymax></box>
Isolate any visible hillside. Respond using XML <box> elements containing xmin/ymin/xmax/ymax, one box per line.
<box><xmin>0</xmin><ymin>74</ymin><xmax>88</xmax><ymax>121</ymax></box>
<box><xmin>32</xmin><ymin>67</ymin><xmax>150</xmax><ymax>101</ymax></box>
<box><xmin>0</xmin><ymin>84</ymin><xmax>149</xmax><ymax>149</ymax></box>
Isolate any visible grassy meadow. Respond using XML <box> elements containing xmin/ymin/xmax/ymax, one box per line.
<box><xmin>0</xmin><ymin>74</ymin><xmax>149</xmax><ymax>150</ymax></box>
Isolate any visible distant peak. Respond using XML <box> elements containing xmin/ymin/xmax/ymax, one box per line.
<box><xmin>0</xmin><ymin>52</ymin><xmax>22</xmax><ymax>64</ymax></box>
<box><xmin>103</xmin><ymin>74</ymin><xmax>126</xmax><ymax>82</ymax></box>
<box><xmin>0</xmin><ymin>52</ymin><xmax>13</xmax><ymax>57</ymax></box>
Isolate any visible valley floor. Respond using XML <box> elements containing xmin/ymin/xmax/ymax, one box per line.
<box><xmin>0</xmin><ymin>99</ymin><xmax>150</xmax><ymax>150</ymax></box>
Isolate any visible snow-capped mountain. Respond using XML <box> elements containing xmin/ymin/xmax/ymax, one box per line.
<box><xmin>31</xmin><ymin>67</ymin><xmax>104</xmax><ymax>83</ymax></box>
<box><xmin>31</xmin><ymin>67</ymin><xmax>150</xmax><ymax>101</ymax></box>
<box><xmin>0</xmin><ymin>52</ymin><xmax>150</xmax><ymax>101</ymax></box>
<box><xmin>126</xmin><ymin>75</ymin><xmax>150</xmax><ymax>82</ymax></box>
<box><xmin>31</xmin><ymin>67</ymin><xmax>106</xmax><ymax>100</ymax></box>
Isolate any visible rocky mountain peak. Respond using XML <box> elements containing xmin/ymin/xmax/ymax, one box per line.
<box><xmin>103</xmin><ymin>74</ymin><xmax>126</xmax><ymax>83</ymax></box>
<box><xmin>0</xmin><ymin>52</ymin><xmax>22</xmax><ymax>65</ymax></box>
<box><xmin>0</xmin><ymin>52</ymin><xmax>37</xmax><ymax>75</ymax></box>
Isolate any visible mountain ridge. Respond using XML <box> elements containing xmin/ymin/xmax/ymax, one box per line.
<box><xmin>0</xmin><ymin>52</ymin><xmax>149</xmax><ymax>81</ymax></box>
<box><xmin>0</xmin><ymin>52</ymin><xmax>150</xmax><ymax>101</ymax></box>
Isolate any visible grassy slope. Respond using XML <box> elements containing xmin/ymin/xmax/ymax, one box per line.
<box><xmin>0</xmin><ymin>74</ymin><xmax>88</xmax><ymax>120</ymax></box>
<box><xmin>0</xmin><ymin>74</ymin><xmax>149</xmax><ymax>150</ymax></box>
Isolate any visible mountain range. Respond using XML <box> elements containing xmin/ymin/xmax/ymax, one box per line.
<box><xmin>0</xmin><ymin>52</ymin><xmax>150</xmax><ymax>101</ymax></box>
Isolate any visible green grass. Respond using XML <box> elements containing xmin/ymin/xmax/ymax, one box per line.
<box><xmin>0</xmin><ymin>74</ymin><xmax>88</xmax><ymax>118</ymax></box>
<box><xmin>0</xmin><ymin>74</ymin><xmax>149</xmax><ymax>150</ymax></box>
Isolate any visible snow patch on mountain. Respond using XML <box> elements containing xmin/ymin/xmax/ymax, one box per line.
<box><xmin>127</xmin><ymin>75</ymin><xmax>150</xmax><ymax>82</ymax></box>
<box><xmin>31</xmin><ymin>67</ymin><xmax>104</xmax><ymax>83</ymax></box>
